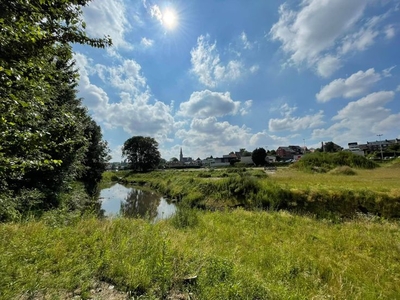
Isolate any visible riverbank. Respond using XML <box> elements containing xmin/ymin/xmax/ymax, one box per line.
<box><xmin>109</xmin><ymin>161</ymin><xmax>400</xmax><ymax>219</ymax></box>
<box><xmin>1</xmin><ymin>210</ymin><xmax>399</xmax><ymax>299</ymax></box>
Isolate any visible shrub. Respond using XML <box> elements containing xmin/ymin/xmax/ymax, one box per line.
<box><xmin>295</xmin><ymin>152</ymin><xmax>378</xmax><ymax>172</ymax></box>
<box><xmin>329</xmin><ymin>166</ymin><xmax>357</xmax><ymax>176</ymax></box>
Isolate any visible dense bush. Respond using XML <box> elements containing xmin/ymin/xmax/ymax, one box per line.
<box><xmin>294</xmin><ymin>152</ymin><xmax>378</xmax><ymax>172</ymax></box>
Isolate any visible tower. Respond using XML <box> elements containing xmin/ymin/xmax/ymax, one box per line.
<box><xmin>180</xmin><ymin>147</ymin><xmax>183</xmax><ymax>162</ymax></box>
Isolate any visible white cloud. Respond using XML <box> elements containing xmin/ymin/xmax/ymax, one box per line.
<box><xmin>249</xmin><ymin>132</ymin><xmax>288</xmax><ymax>148</ymax></box>
<box><xmin>312</xmin><ymin>91</ymin><xmax>398</xmax><ymax>143</ymax></box>
<box><xmin>396</xmin><ymin>85</ymin><xmax>400</xmax><ymax>92</ymax></box>
<box><xmin>383</xmin><ymin>65</ymin><xmax>396</xmax><ymax>77</ymax></box>
<box><xmin>178</xmin><ymin>90</ymin><xmax>251</xmax><ymax>118</ymax></box>
<box><xmin>241</xmin><ymin>32</ymin><xmax>253</xmax><ymax>49</ymax></box>
<box><xmin>82</xmin><ymin>0</ymin><xmax>132</xmax><ymax>49</ymax></box>
<box><xmin>108</xmin><ymin>60</ymin><xmax>147</xmax><ymax>93</ymax></box>
<box><xmin>190</xmin><ymin>35</ymin><xmax>245</xmax><ymax>87</ymax></box>
<box><xmin>250</xmin><ymin>65</ymin><xmax>260</xmax><ymax>73</ymax></box>
<box><xmin>141</xmin><ymin>37</ymin><xmax>154</xmax><ymax>47</ymax></box>
<box><xmin>332</xmin><ymin>91</ymin><xmax>394</xmax><ymax>121</ymax></box>
<box><xmin>74</xmin><ymin>53</ymin><xmax>175</xmax><ymax>140</ymax></box>
<box><xmin>340</xmin><ymin>24</ymin><xmax>379</xmax><ymax>55</ymax></box>
<box><xmin>316</xmin><ymin>55</ymin><xmax>342</xmax><ymax>78</ymax></box>
<box><xmin>268</xmin><ymin>104</ymin><xmax>325</xmax><ymax>132</ymax></box>
<box><xmin>270</xmin><ymin>1</ymin><xmax>369</xmax><ymax>65</ymax></box>
<box><xmin>270</xmin><ymin>1</ymin><xmax>394</xmax><ymax>77</ymax></box>
<box><xmin>175</xmin><ymin>117</ymin><xmax>252</xmax><ymax>156</ymax></box>
<box><xmin>150</xmin><ymin>4</ymin><xmax>163</xmax><ymax>23</ymax></box>
<box><xmin>316</xmin><ymin>68</ymin><xmax>382</xmax><ymax>102</ymax></box>
<box><xmin>384</xmin><ymin>25</ymin><xmax>396</xmax><ymax>39</ymax></box>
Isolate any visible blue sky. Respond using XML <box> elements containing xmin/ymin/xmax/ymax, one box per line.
<box><xmin>73</xmin><ymin>0</ymin><xmax>400</xmax><ymax>161</ymax></box>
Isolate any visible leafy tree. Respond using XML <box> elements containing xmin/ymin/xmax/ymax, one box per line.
<box><xmin>0</xmin><ymin>0</ymin><xmax>111</xmax><ymax>219</ymax></box>
<box><xmin>324</xmin><ymin>142</ymin><xmax>341</xmax><ymax>153</ymax></box>
<box><xmin>388</xmin><ymin>143</ymin><xmax>400</xmax><ymax>152</ymax></box>
<box><xmin>170</xmin><ymin>157</ymin><xmax>179</xmax><ymax>162</ymax></box>
<box><xmin>80</xmin><ymin>119</ymin><xmax>111</xmax><ymax>197</ymax></box>
<box><xmin>240</xmin><ymin>148</ymin><xmax>252</xmax><ymax>157</ymax></box>
<box><xmin>252</xmin><ymin>148</ymin><xmax>267</xmax><ymax>166</ymax></box>
<box><xmin>270</xmin><ymin>150</ymin><xmax>277</xmax><ymax>155</ymax></box>
<box><xmin>122</xmin><ymin>136</ymin><xmax>161</xmax><ymax>172</ymax></box>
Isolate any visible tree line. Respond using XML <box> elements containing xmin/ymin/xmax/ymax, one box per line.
<box><xmin>0</xmin><ymin>0</ymin><xmax>112</xmax><ymax>221</ymax></box>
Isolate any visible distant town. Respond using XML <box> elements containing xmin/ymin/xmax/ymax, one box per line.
<box><xmin>107</xmin><ymin>137</ymin><xmax>400</xmax><ymax>170</ymax></box>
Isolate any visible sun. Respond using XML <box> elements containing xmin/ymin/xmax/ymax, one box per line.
<box><xmin>163</xmin><ymin>8</ymin><xmax>178</xmax><ymax>30</ymax></box>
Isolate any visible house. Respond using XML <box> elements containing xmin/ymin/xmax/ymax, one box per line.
<box><xmin>358</xmin><ymin>138</ymin><xmax>400</xmax><ymax>153</ymax></box>
<box><xmin>288</xmin><ymin>145</ymin><xmax>303</xmax><ymax>154</ymax></box>
<box><xmin>276</xmin><ymin>147</ymin><xmax>296</xmax><ymax>160</ymax></box>
<box><xmin>266</xmin><ymin>155</ymin><xmax>276</xmax><ymax>163</ymax></box>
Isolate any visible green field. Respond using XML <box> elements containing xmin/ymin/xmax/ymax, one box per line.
<box><xmin>1</xmin><ymin>160</ymin><xmax>400</xmax><ymax>299</ymax></box>
<box><xmin>1</xmin><ymin>210</ymin><xmax>399</xmax><ymax>299</ymax></box>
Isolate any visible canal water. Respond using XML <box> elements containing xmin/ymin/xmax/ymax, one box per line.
<box><xmin>99</xmin><ymin>183</ymin><xmax>176</xmax><ymax>221</ymax></box>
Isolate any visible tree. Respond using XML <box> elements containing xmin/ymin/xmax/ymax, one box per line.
<box><xmin>170</xmin><ymin>157</ymin><xmax>179</xmax><ymax>162</ymax></box>
<box><xmin>0</xmin><ymin>0</ymin><xmax>111</xmax><ymax>219</ymax></box>
<box><xmin>80</xmin><ymin>119</ymin><xmax>110</xmax><ymax>197</ymax></box>
<box><xmin>240</xmin><ymin>148</ymin><xmax>252</xmax><ymax>157</ymax></box>
<box><xmin>252</xmin><ymin>148</ymin><xmax>267</xmax><ymax>166</ymax></box>
<box><xmin>324</xmin><ymin>142</ymin><xmax>339</xmax><ymax>153</ymax></box>
<box><xmin>122</xmin><ymin>136</ymin><xmax>161</xmax><ymax>172</ymax></box>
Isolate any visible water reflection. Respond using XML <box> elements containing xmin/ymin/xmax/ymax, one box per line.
<box><xmin>99</xmin><ymin>183</ymin><xmax>176</xmax><ymax>221</ymax></box>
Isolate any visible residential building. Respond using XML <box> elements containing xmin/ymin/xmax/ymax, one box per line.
<box><xmin>276</xmin><ymin>146</ymin><xmax>296</xmax><ymax>159</ymax></box>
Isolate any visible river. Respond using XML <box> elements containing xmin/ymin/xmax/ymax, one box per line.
<box><xmin>99</xmin><ymin>183</ymin><xmax>176</xmax><ymax>221</ymax></box>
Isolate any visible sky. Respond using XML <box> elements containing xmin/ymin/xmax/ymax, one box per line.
<box><xmin>73</xmin><ymin>0</ymin><xmax>400</xmax><ymax>161</ymax></box>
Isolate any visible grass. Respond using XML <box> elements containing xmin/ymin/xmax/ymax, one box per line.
<box><xmin>0</xmin><ymin>210</ymin><xmax>399</xmax><ymax>299</ymax></box>
<box><xmin>110</xmin><ymin>161</ymin><xmax>400</xmax><ymax>218</ymax></box>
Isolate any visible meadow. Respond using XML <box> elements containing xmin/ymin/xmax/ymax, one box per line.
<box><xmin>1</xmin><ymin>155</ymin><xmax>400</xmax><ymax>299</ymax></box>
<box><xmin>116</xmin><ymin>158</ymin><xmax>400</xmax><ymax>219</ymax></box>
<box><xmin>1</xmin><ymin>209</ymin><xmax>399</xmax><ymax>299</ymax></box>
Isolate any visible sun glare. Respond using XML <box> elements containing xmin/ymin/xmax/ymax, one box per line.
<box><xmin>163</xmin><ymin>9</ymin><xmax>178</xmax><ymax>30</ymax></box>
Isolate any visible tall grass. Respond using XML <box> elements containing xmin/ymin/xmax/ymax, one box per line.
<box><xmin>294</xmin><ymin>151</ymin><xmax>378</xmax><ymax>172</ymax></box>
<box><xmin>1</xmin><ymin>210</ymin><xmax>399</xmax><ymax>299</ymax></box>
<box><xmin>112</xmin><ymin>165</ymin><xmax>400</xmax><ymax>218</ymax></box>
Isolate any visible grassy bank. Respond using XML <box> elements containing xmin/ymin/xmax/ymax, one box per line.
<box><xmin>111</xmin><ymin>160</ymin><xmax>400</xmax><ymax>219</ymax></box>
<box><xmin>1</xmin><ymin>210</ymin><xmax>399</xmax><ymax>299</ymax></box>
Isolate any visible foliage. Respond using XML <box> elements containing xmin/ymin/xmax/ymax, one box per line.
<box><xmin>122</xmin><ymin>136</ymin><xmax>161</xmax><ymax>172</ymax></box>
<box><xmin>294</xmin><ymin>151</ymin><xmax>378</xmax><ymax>172</ymax></box>
<box><xmin>79</xmin><ymin>119</ymin><xmax>111</xmax><ymax>197</ymax></box>
<box><xmin>251</xmin><ymin>147</ymin><xmax>267</xmax><ymax>166</ymax></box>
<box><xmin>323</xmin><ymin>142</ymin><xmax>341</xmax><ymax>152</ymax></box>
<box><xmin>0</xmin><ymin>0</ymin><xmax>111</xmax><ymax>219</ymax></box>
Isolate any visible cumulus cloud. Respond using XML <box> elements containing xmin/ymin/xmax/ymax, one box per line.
<box><xmin>175</xmin><ymin>117</ymin><xmax>252</xmax><ymax>156</ymax></box>
<box><xmin>268</xmin><ymin>104</ymin><xmax>325</xmax><ymax>132</ymax></box>
<box><xmin>332</xmin><ymin>91</ymin><xmax>394</xmax><ymax>121</ymax></box>
<box><xmin>82</xmin><ymin>0</ymin><xmax>132</xmax><ymax>49</ymax></box>
<box><xmin>178</xmin><ymin>90</ymin><xmax>251</xmax><ymax>118</ymax></box>
<box><xmin>316</xmin><ymin>55</ymin><xmax>342</xmax><ymax>78</ymax></box>
<box><xmin>270</xmin><ymin>0</ymin><xmax>368</xmax><ymax>65</ymax></box>
<box><xmin>74</xmin><ymin>53</ymin><xmax>174</xmax><ymax>140</ymax></box>
<box><xmin>312</xmin><ymin>91</ymin><xmax>398</xmax><ymax>143</ymax></box>
<box><xmin>190</xmin><ymin>35</ymin><xmax>245</xmax><ymax>87</ymax></box>
<box><xmin>316</xmin><ymin>68</ymin><xmax>382</xmax><ymax>102</ymax></box>
<box><xmin>270</xmin><ymin>0</ymin><xmax>394</xmax><ymax>77</ymax></box>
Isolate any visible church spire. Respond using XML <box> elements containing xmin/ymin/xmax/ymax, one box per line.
<box><xmin>180</xmin><ymin>147</ymin><xmax>183</xmax><ymax>162</ymax></box>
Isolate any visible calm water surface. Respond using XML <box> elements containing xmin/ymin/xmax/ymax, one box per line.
<box><xmin>100</xmin><ymin>183</ymin><xmax>176</xmax><ymax>221</ymax></box>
